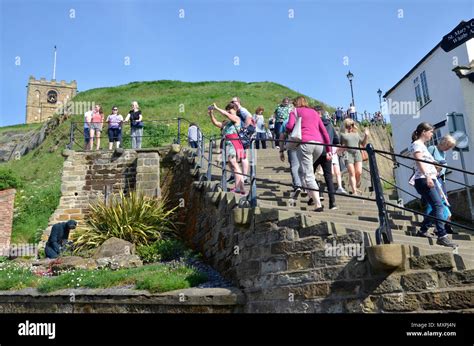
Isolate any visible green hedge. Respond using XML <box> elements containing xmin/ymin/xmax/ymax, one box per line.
<box><xmin>0</xmin><ymin>169</ymin><xmax>21</xmax><ymax>191</ymax></box>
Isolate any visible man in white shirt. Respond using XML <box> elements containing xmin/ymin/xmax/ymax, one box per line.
<box><xmin>84</xmin><ymin>107</ymin><xmax>93</xmax><ymax>150</ymax></box>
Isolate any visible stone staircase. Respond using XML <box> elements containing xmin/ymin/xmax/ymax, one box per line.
<box><xmin>199</xmin><ymin>147</ymin><xmax>474</xmax><ymax>270</ymax></box>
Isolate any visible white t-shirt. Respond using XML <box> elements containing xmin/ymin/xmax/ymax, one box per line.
<box><xmin>254</xmin><ymin>114</ymin><xmax>265</xmax><ymax>133</ymax></box>
<box><xmin>84</xmin><ymin>110</ymin><xmax>93</xmax><ymax>128</ymax></box>
<box><xmin>409</xmin><ymin>140</ymin><xmax>437</xmax><ymax>179</ymax></box>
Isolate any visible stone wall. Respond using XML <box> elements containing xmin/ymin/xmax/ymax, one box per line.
<box><xmin>0</xmin><ymin>287</ymin><xmax>244</xmax><ymax>313</ymax></box>
<box><xmin>0</xmin><ymin>189</ymin><xmax>16</xmax><ymax>253</ymax></box>
<box><xmin>43</xmin><ymin>149</ymin><xmax>160</xmax><ymax>240</ymax></box>
<box><xmin>448</xmin><ymin>187</ymin><xmax>474</xmax><ymax>221</ymax></box>
<box><xmin>173</xmin><ymin>151</ymin><xmax>473</xmax><ymax>313</ymax></box>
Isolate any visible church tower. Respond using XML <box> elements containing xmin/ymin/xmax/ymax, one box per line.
<box><xmin>25</xmin><ymin>46</ymin><xmax>78</xmax><ymax>124</ymax></box>
<box><xmin>25</xmin><ymin>76</ymin><xmax>77</xmax><ymax>124</ymax></box>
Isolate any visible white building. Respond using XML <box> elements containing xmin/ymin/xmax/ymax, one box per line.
<box><xmin>384</xmin><ymin>20</ymin><xmax>474</xmax><ymax>219</ymax></box>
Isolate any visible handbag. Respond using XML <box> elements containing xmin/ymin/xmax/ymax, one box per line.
<box><xmin>286</xmin><ymin>108</ymin><xmax>302</xmax><ymax>150</ymax></box>
<box><xmin>232</xmin><ymin>123</ymin><xmax>251</xmax><ymax>149</ymax></box>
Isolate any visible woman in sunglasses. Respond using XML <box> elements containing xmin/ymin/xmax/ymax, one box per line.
<box><xmin>106</xmin><ymin>106</ymin><xmax>123</xmax><ymax>150</ymax></box>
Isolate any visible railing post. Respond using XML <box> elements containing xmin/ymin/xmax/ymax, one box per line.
<box><xmin>249</xmin><ymin>139</ymin><xmax>257</xmax><ymax>208</ymax></box>
<box><xmin>199</xmin><ymin>133</ymin><xmax>204</xmax><ymax>169</ymax></box>
<box><xmin>177</xmin><ymin>117</ymin><xmax>181</xmax><ymax>144</ymax></box>
<box><xmin>221</xmin><ymin>137</ymin><xmax>227</xmax><ymax>191</ymax></box>
<box><xmin>68</xmin><ymin>122</ymin><xmax>75</xmax><ymax>150</ymax></box>
<box><xmin>366</xmin><ymin>143</ymin><xmax>393</xmax><ymax>244</ymax></box>
<box><xmin>207</xmin><ymin>138</ymin><xmax>213</xmax><ymax>181</ymax></box>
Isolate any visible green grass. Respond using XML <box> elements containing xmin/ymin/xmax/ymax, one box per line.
<box><xmin>71</xmin><ymin>80</ymin><xmax>334</xmax><ymax>138</ymax></box>
<box><xmin>0</xmin><ymin>263</ymin><xmax>40</xmax><ymax>290</ymax></box>
<box><xmin>0</xmin><ymin>261</ymin><xmax>207</xmax><ymax>293</ymax></box>
<box><xmin>4</xmin><ymin>120</ymin><xmax>69</xmax><ymax>243</ymax></box>
<box><xmin>1</xmin><ymin>80</ymin><xmax>332</xmax><ymax>243</ymax></box>
<box><xmin>0</xmin><ymin>123</ymin><xmax>42</xmax><ymax>134</ymax></box>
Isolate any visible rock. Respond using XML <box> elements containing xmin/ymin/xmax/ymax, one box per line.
<box><xmin>51</xmin><ymin>256</ymin><xmax>98</xmax><ymax>274</ymax></box>
<box><xmin>96</xmin><ymin>255</ymin><xmax>143</xmax><ymax>270</ymax></box>
<box><xmin>93</xmin><ymin>237</ymin><xmax>135</xmax><ymax>259</ymax></box>
<box><xmin>31</xmin><ymin>258</ymin><xmax>54</xmax><ymax>267</ymax></box>
<box><xmin>61</xmin><ymin>148</ymin><xmax>74</xmax><ymax>157</ymax></box>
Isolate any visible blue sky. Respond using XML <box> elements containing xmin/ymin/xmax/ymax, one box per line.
<box><xmin>0</xmin><ymin>0</ymin><xmax>473</xmax><ymax>126</ymax></box>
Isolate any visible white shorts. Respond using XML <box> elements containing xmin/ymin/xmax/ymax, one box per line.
<box><xmin>331</xmin><ymin>153</ymin><xmax>340</xmax><ymax>165</ymax></box>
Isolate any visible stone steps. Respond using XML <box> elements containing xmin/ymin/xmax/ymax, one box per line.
<box><xmin>195</xmin><ymin>147</ymin><xmax>474</xmax><ymax>269</ymax></box>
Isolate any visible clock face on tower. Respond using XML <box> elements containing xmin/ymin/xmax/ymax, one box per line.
<box><xmin>47</xmin><ymin>90</ymin><xmax>58</xmax><ymax>104</ymax></box>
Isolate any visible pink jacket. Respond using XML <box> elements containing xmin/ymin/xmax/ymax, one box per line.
<box><xmin>286</xmin><ymin>107</ymin><xmax>330</xmax><ymax>145</ymax></box>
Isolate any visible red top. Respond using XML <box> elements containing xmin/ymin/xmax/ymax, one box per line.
<box><xmin>92</xmin><ymin>111</ymin><xmax>103</xmax><ymax>123</ymax></box>
<box><xmin>286</xmin><ymin>107</ymin><xmax>330</xmax><ymax>145</ymax></box>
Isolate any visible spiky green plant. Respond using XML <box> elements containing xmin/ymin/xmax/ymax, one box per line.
<box><xmin>72</xmin><ymin>191</ymin><xmax>177</xmax><ymax>252</ymax></box>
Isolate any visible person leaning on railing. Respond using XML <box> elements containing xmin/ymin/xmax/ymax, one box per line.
<box><xmin>409</xmin><ymin>122</ymin><xmax>458</xmax><ymax>248</ymax></box>
<box><xmin>106</xmin><ymin>106</ymin><xmax>123</xmax><ymax>150</ymax></box>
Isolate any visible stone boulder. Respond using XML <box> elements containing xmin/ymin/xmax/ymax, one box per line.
<box><xmin>50</xmin><ymin>256</ymin><xmax>98</xmax><ymax>274</ymax></box>
<box><xmin>96</xmin><ymin>254</ymin><xmax>143</xmax><ymax>270</ymax></box>
<box><xmin>93</xmin><ymin>237</ymin><xmax>136</xmax><ymax>259</ymax></box>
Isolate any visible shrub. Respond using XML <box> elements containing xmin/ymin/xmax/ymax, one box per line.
<box><xmin>155</xmin><ymin>239</ymin><xmax>188</xmax><ymax>261</ymax></box>
<box><xmin>0</xmin><ymin>169</ymin><xmax>21</xmax><ymax>191</ymax></box>
<box><xmin>136</xmin><ymin>243</ymin><xmax>162</xmax><ymax>264</ymax></box>
<box><xmin>72</xmin><ymin>191</ymin><xmax>177</xmax><ymax>252</ymax></box>
<box><xmin>137</xmin><ymin>239</ymin><xmax>192</xmax><ymax>264</ymax></box>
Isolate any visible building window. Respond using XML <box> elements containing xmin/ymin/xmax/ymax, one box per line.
<box><xmin>420</xmin><ymin>71</ymin><xmax>431</xmax><ymax>104</ymax></box>
<box><xmin>447</xmin><ymin>112</ymin><xmax>466</xmax><ymax>134</ymax></box>
<box><xmin>426</xmin><ymin>127</ymin><xmax>443</xmax><ymax>147</ymax></box>
<box><xmin>414</xmin><ymin>77</ymin><xmax>423</xmax><ymax>108</ymax></box>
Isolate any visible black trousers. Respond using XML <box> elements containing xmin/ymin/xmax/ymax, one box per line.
<box><xmin>313</xmin><ymin>153</ymin><xmax>336</xmax><ymax>207</ymax></box>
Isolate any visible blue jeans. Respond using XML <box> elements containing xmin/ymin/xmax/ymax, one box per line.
<box><xmin>287</xmin><ymin>147</ymin><xmax>304</xmax><ymax>189</ymax></box>
<box><xmin>275</xmin><ymin>122</ymin><xmax>284</xmax><ymax>147</ymax></box>
<box><xmin>131</xmin><ymin>127</ymin><xmax>143</xmax><ymax>149</ymax></box>
<box><xmin>255</xmin><ymin>132</ymin><xmax>267</xmax><ymax>149</ymax></box>
<box><xmin>414</xmin><ymin>178</ymin><xmax>447</xmax><ymax>238</ymax></box>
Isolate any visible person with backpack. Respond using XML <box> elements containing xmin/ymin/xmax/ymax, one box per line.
<box><xmin>124</xmin><ymin>101</ymin><xmax>144</xmax><ymax>149</ymax></box>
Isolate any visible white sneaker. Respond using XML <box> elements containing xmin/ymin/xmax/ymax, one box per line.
<box><xmin>276</xmin><ymin>146</ymin><xmax>280</xmax><ymax>150</ymax></box>
<box><xmin>336</xmin><ymin>187</ymin><xmax>348</xmax><ymax>194</ymax></box>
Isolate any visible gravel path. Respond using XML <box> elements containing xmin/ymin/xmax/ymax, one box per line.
<box><xmin>185</xmin><ymin>258</ymin><xmax>234</xmax><ymax>288</ymax></box>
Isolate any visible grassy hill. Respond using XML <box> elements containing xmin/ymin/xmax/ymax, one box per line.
<box><xmin>1</xmin><ymin>80</ymin><xmax>333</xmax><ymax>244</ymax></box>
<box><xmin>71</xmin><ymin>80</ymin><xmax>334</xmax><ymax>138</ymax></box>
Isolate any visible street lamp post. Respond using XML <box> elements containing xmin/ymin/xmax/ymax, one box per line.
<box><xmin>377</xmin><ymin>88</ymin><xmax>382</xmax><ymax>112</ymax></box>
<box><xmin>346</xmin><ymin>71</ymin><xmax>355</xmax><ymax>107</ymax></box>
